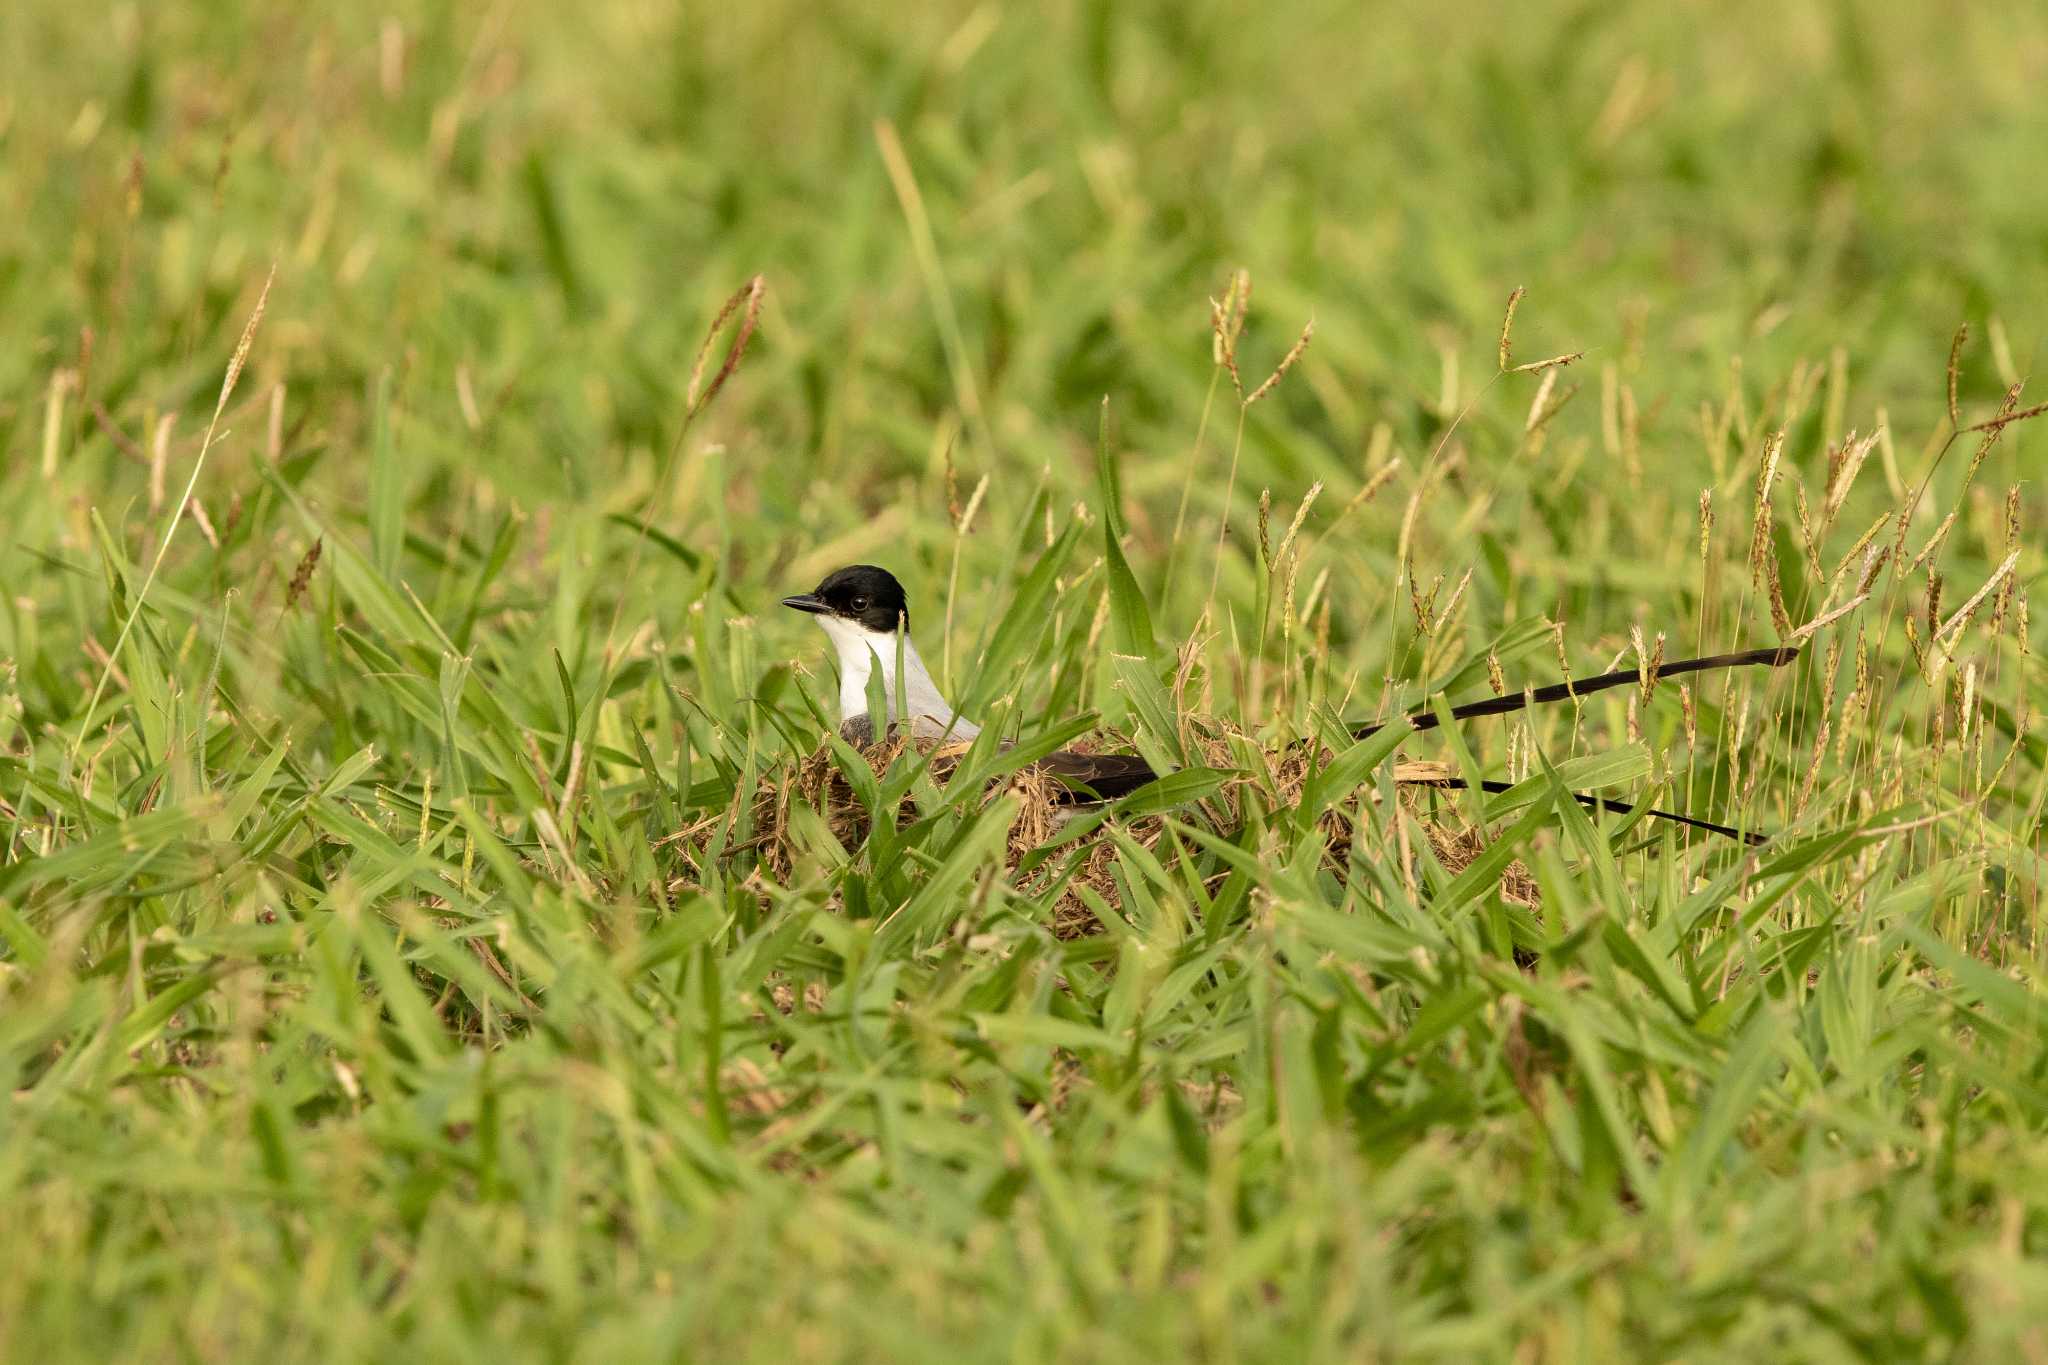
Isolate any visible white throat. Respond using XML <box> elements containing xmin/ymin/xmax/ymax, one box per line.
<box><xmin>816</xmin><ymin>617</ymin><xmax>980</xmax><ymax>740</ymax></box>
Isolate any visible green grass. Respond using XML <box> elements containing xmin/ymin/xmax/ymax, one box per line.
<box><xmin>3</xmin><ymin>1</ymin><xmax>2046</xmax><ymax>1359</ymax></box>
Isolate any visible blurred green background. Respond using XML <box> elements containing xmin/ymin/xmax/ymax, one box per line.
<box><xmin>5</xmin><ymin>0</ymin><xmax>2042</xmax><ymax>624</ymax></box>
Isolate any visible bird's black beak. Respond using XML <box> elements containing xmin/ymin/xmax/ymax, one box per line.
<box><xmin>780</xmin><ymin>593</ymin><xmax>828</xmax><ymax>615</ymax></box>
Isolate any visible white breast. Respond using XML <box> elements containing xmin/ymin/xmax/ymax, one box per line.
<box><xmin>816</xmin><ymin>616</ymin><xmax>981</xmax><ymax>740</ymax></box>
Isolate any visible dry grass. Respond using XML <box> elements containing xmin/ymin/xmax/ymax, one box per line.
<box><xmin>738</xmin><ymin>728</ymin><xmax>1540</xmax><ymax>934</ymax></box>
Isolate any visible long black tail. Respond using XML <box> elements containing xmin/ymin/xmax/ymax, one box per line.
<box><xmin>1423</xmin><ymin>777</ymin><xmax>1766</xmax><ymax>846</ymax></box>
<box><xmin>1354</xmin><ymin>645</ymin><xmax>1799</xmax><ymax>740</ymax></box>
<box><xmin>1042</xmin><ymin>647</ymin><xmax>1797</xmax><ymax>840</ymax></box>
<box><xmin>1334</xmin><ymin>643</ymin><xmax>1799</xmax><ymax>842</ymax></box>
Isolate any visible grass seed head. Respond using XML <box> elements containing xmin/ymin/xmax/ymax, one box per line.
<box><xmin>1498</xmin><ymin>285</ymin><xmax>1526</xmax><ymax>372</ymax></box>
<box><xmin>1244</xmin><ymin>317</ymin><xmax>1314</xmax><ymax>407</ymax></box>
<box><xmin>1796</xmin><ymin>483</ymin><xmax>1822</xmax><ymax>581</ymax></box>
<box><xmin>686</xmin><ymin>274</ymin><xmax>765</xmax><ymax>418</ymax></box>
<box><xmin>1992</xmin><ymin>486</ymin><xmax>2020</xmax><ymax>635</ymax></box>
<box><xmin>1947</xmin><ymin>323</ymin><xmax>1968</xmax><ymax>428</ymax></box>
<box><xmin>1748</xmin><ymin>429</ymin><xmax>1784</xmax><ymax>586</ymax></box>
<box><xmin>1766</xmin><ymin>550</ymin><xmax>1793</xmax><ymax>639</ymax></box>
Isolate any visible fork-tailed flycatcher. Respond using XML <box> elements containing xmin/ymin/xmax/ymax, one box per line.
<box><xmin>782</xmin><ymin>564</ymin><xmax>1798</xmax><ymax>842</ymax></box>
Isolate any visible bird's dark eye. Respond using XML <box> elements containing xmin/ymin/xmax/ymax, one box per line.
<box><xmin>849</xmin><ymin>597</ymin><xmax>868</xmax><ymax>612</ymax></box>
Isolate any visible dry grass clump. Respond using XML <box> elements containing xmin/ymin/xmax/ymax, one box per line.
<box><xmin>747</xmin><ymin>731</ymin><xmax>1167</xmax><ymax>933</ymax></box>
<box><xmin>1185</xmin><ymin>716</ymin><xmax>1539</xmax><ymax>905</ymax></box>
<box><xmin>1414</xmin><ymin>802</ymin><xmax>1542</xmax><ymax>908</ymax></box>
<box><xmin>749</xmin><ymin>732</ymin><xmax>1049</xmax><ymax>879</ymax></box>
<box><xmin>741</xmin><ymin>722</ymin><xmax>1540</xmax><ymax>933</ymax></box>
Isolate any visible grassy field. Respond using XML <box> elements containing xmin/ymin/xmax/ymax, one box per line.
<box><xmin>3</xmin><ymin>1</ymin><xmax>2046</xmax><ymax>1358</ymax></box>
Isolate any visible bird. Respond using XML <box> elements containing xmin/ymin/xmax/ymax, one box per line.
<box><xmin>780</xmin><ymin>563</ymin><xmax>1158</xmax><ymax>798</ymax></box>
<box><xmin>781</xmin><ymin>564</ymin><xmax>1798</xmax><ymax>841</ymax></box>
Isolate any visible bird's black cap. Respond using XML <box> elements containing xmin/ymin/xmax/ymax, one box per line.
<box><xmin>780</xmin><ymin>564</ymin><xmax>908</xmax><ymax>632</ymax></box>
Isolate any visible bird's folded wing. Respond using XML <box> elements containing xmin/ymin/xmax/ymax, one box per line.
<box><xmin>1034</xmin><ymin>749</ymin><xmax>1159</xmax><ymax>802</ymax></box>
<box><xmin>832</xmin><ymin>722</ymin><xmax>1155</xmax><ymax>800</ymax></box>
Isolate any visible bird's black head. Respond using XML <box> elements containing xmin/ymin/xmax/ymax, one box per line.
<box><xmin>781</xmin><ymin>564</ymin><xmax>908</xmax><ymax>632</ymax></box>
